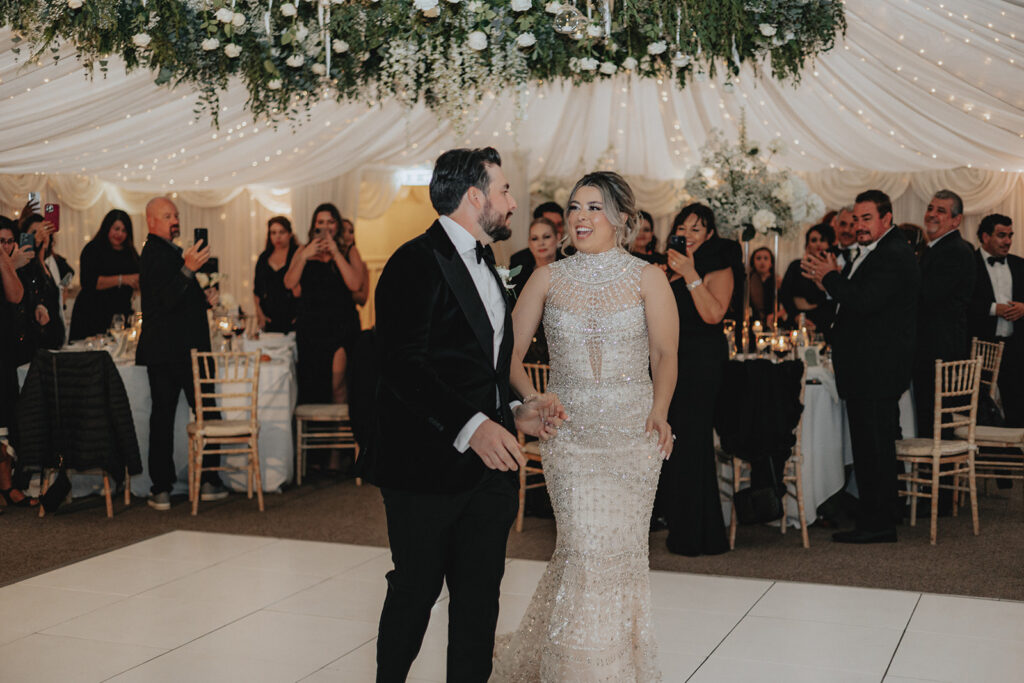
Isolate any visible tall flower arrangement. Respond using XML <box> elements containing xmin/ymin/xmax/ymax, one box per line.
<box><xmin>3</xmin><ymin>0</ymin><xmax>846</xmax><ymax>127</ymax></box>
<box><xmin>683</xmin><ymin>118</ymin><xmax>825</xmax><ymax>241</ymax></box>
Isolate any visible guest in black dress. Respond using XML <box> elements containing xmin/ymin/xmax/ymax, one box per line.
<box><xmin>747</xmin><ymin>246</ymin><xmax>783</xmax><ymax>327</ymax></box>
<box><xmin>253</xmin><ymin>216</ymin><xmax>299</xmax><ymax>333</ymax></box>
<box><xmin>511</xmin><ymin>217</ymin><xmax>559</xmax><ymax>364</ymax></box>
<box><xmin>15</xmin><ymin>216</ymin><xmax>67</xmax><ymax>365</ymax></box>
<box><xmin>629</xmin><ymin>210</ymin><xmax>667</xmax><ymax>267</ymax></box>
<box><xmin>779</xmin><ymin>222</ymin><xmax>836</xmax><ymax>332</ymax></box>
<box><xmin>284</xmin><ymin>203</ymin><xmax>365</xmax><ymax>405</ymax></box>
<box><xmin>660</xmin><ymin>202</ymin><xmax>733</xmax><ymax>556</ymax></box>
<box><xmin>69</xmin><ymin>210</ymin><xmax>139</xmax><ymax>341</ymax></box>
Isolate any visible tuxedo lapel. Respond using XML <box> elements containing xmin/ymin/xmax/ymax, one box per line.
<box><xmin>975</xmin><ymin>249</ymin><xmax>996</xmax><ymax>304</ymax></box>
<box><xmin>428</xmin><ymin>222</ymin><xmax>494</xmax><ymax>364</ymax></box>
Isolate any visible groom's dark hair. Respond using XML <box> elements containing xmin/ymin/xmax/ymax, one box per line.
<box><xmin>430</xmin><ymin>147</ymin><xmax>502</xmax><ymax>216</ymax></box>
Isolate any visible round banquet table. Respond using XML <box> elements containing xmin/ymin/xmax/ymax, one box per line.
<box><xmin>17</xmin><ymin>351</ymin><xmax>297</xmax><ymax>499</ymax></box>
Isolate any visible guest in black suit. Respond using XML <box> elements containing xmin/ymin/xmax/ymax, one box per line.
<box><xmin>363</xmin><ymin>148</ymin><xmax>563</xmax><ymax>682</ymax></box>
<box><xmin>509</xmin><ymin>201</ymin><xmax>564</xmax><ymax>274</ymax></box>
<box><xmin>914</xmin><ymin>190</ymin><xmax>976</xmax><ymax>437</ymax></box>
<box><xmin>803</xmin><ymin>190</ymin><xmax>920</xmax><ymax>543</ymax></box>
<box><xmin>136</xmin><ymin>197</ymin><xmax>227</xmax><ymax>511</ymax></box>
<box><xmin>780</xmin><ymin>222</ymin><xmax>835</xmax><ymax>332</ymax></box>
<box><xmin>969</xmin><ymin>214</ymin><xmax>1024</xmax><ymax>426</ymax></box>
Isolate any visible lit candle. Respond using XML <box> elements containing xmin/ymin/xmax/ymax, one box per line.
<box><xmin>752</xmin><ymin>320</ymin><xmax>763</xmax><ymax>334</ymax></box>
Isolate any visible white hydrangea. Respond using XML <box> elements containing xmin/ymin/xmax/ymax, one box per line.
<box><xmin>515</xmin><ymin>32</ymin><xmax>536</xmax><ymax>48</ymax></box>
<box><xmin>579</xmin><ymin>57</ymin><xmax>598</xmax><ymax>71</ymax></box>
<box><xmin>232</xmin><ymin>12</ymin><xmax>246</xmax><ymax>27</ymax></box>
<box><xmin>201</xmin><ymin>37</ymin><xmax>220</xmax><ymax>51</ymax></box>
<box><xmin>671</xmin><ymin>52</ymin><xmax>690</xmax><ymax>68</ymax></box>
<box><xmin>587</xmin><ymin>24</ymin><xmax>603</xmax><ymax>38</ymax></box>
<box><xmin>599</xmin><ymin>61</ymin><xmax>616</xmax><ymax>75</ymax></box>
<box><xmin>773</xmin><ymin>179</ymin><xmax>796</xmax><ymax>204</ymax></box>
<box><xmin>647</xmin><ymin>41</ymin><xmax>667</xmax><ymax>56</ymax></box>
<box><xmin>467</xmin><ymin>30</ymin><xmax>488</xmax><ymax>51</ymax></box>
<box><xmin>224</xmin><ymin>43</ymin><xmax>242</xmax><ymax>58</ymax></box>
<box><xmin>423</xmin><ymin>6</ymin><xmax>440</xmax><ymax>16</ymax></box>
<box><xmin>286</xmin><ymin>53</ymin><xmax>305</xmax><ymax>67</ymax></box>
<box><xmin>132</xmin><ymin>33</ymin><xmax>152</xmax><ymax>48</ymax></box>
<box><xmin>545</xmin><ymin>1</ymin><xmax>562</xmax><ymax>13</ymax></box>
<box><xmin>215</xmin><ymin>7</ymin><xmax>235</xmax><ymax>23</ymax></box>
<box><xmin>621</xmin><ymin>56</ymin><xmax>638</xmax><ymax>71</ymax></box>
<box><xmin>267</xmin><ymin>79</ymin><xmax>283</xmax><ymax>90</ymax></box>
<box><xmin>468</xmin><ymin>0</ymin><xmax>483</xmax><ymax>10</ymax></box>
<box><xmin>295</xmin><ymin>24</ymin><xmax>309</xmax><ymax>42</ymax></box>
<box><xmin>414</xmin><ymin>0</ymin><xmax>439</xmax><ymax>10</ymax></box>
<box><xmin>67</xmin><ymin>0</ymin><xmax>83</xmax><ymax>8</ymax></box>
<box><xmin>759</xmin><ymin>23</ymin><xmax>777</xmax><ymax>37</ymax></box>
<box><xmin>280</xmin><ymin>3</ymin><xmax>297</xmax><ymax>17</ymax></box>
<box><xmin>752</xmin><ymin>209</ymin><xmax>777</xmax><ymax>233</ymax></box>
<box><xmin>333</xmin><ymin>38</ymin><xmax>349</xmax><ymax>53</ymax></box>
<box><xmin>510</xmin><ymin>0</ymin><xmax>531</xmax><ymax>11</ymax></box>
<box><xmin>312</xmin><ymin>62</ymin><xmax>327</xmax><ymax>75</ymax></box>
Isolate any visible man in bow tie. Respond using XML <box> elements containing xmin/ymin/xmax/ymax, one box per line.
<box><xmin>363</xmin><ymin>147</ymin><xmax>565</xmax><ymax>682</ymax></box>
<box><xmin>969</xmin><ymin>214</ymin><xmax>1024</xmax><ymax>427</ymax></box>
<box><xmin>914</xmin><ymin>190</ymin><xmax>976</xmax><ymax>440</ymax></box>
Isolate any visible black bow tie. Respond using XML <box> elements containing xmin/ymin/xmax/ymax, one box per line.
<box><xmin>988</xmin><ymin>255</ymin><xmax>1007</xmax><ymax>266</ymax></box>
<box><xmin>475</xmin><ymin>241</ymin><xmax>495</xmax><ymax>266</ymax></box>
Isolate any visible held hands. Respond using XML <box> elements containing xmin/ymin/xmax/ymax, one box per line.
<box><xmin>514</xmin><ymin>393</ymin><xmax>568</xmax><ymax>441</ymax></box>
<box><xmin>645</xmin><ymin>412</ymin><xmax>673</xmax><ymax>459</ymax></box>
<box><xmin>183</xmin><ymin>242</ymin><xmax>211</xmax><ymax>272</ymax></box>
<box><xmin>997</xmin><ymin>302</ymin><xmax>1024</xmax><ymax>321</ymax></box>
<box><xmin>469</xmin><ymin>420</ymin><xmax>525</xmax><ymax>472</ymax></box>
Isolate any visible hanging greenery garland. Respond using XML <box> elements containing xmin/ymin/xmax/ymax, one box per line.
<box><xmin>2</xmin><ymin>1</ymin><xmax>846</xmax><ymax>128</ymax></box>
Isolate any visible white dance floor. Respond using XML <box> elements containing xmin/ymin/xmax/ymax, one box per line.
<box><xmin>0</xmin><ymin>530</ymin><xmax>1020</xmax><ymax>682</ymax></box>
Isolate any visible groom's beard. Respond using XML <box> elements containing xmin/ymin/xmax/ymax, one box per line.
<box><xmin>480</xmin><ymin>200</ymin><xmax>512</xmax><ymax>242</ymax></box>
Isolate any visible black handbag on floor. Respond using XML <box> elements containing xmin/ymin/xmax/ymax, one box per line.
<box><xmin>39</xmin><ymin>354</ymin><xmax>71</xmax><ymax>513</ymax></box>
<box><xmin>734</xmin><ymin>458</ymin><xmax>784</xmax><ymax>525</ymax></box>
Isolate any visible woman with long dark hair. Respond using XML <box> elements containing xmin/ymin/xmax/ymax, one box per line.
<box><xmin>284</xmin><ymin>202</ymin><xmax>365</xmax><ymax>404</ymax></box>
<box><xmin>747</xmin><ymin>246</ymin><xmax>783</xmax><ymax>326</ymax></box>
<box><xmin>779</xmin><ymin>222</ymin><xmax>836</xmax><ymax>331</ymax></box>
<box><xmin>659</xmin><ymin>202</ymin><xmax>733</xmax><ymax>556</ymax></box>
<box><xmin>629</xmin><ymin>209</ymin><xmax>667</xmax><ymax>266</ymax></box>
<box><xmin>253</xmin><ymin>215</ymin><xmax>299</xmax><ymax>333</ymax></box>
<box><xmin>69</xmin><ymin>209</ymin><xmax>139</xmax><ymax>341</ymax></box>
<box><xmin>16</xmin><ymin>214</ymin><xmax>71</xmax><ymax>363</ymax></box>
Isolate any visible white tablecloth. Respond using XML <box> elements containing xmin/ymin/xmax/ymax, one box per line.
<box><xmin>721</xmin><ymin>364</ymin><xmax>917</xmax><ymax>528</ymax></box>
<box><xmin>18</xmin><ymin>357</ymin><xmax>297</xmax><ymax>498</ymax></box>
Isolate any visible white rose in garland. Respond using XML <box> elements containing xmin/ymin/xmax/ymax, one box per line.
<box><xmin>599</xmin><ymin>61</ymin><xmax>616</xmax><ymax>75</ymax></box>
<box><xmin>759</xmin><ymin>24</ymin><xmax>777</xmax><ymax>37</ymax></box>
<box><xmin>267</xmin><ymin>79</ymin><xmax>282</xmax><ymax>90</ymax></box>
<box><xmin>67</xmin><ymin>0</ymin><xmax>83</xmax><ymax>8</ymax></box>
<box><xmin>467</xmin><ymin>30</ymin><xmax>488</xmax><ymax>51</ymax></box>
<box><xmin>752</xmin><ymin>209</ymin><xmax>777</xmax><ymax>233</ymax></box>
<box><xmin>232</xmin><ymin>12</ymin><xmax>246</xmax><ymax>27</ymax></box>
<box><xmin>423</xmin><ymin>6</ymin><xmax>440</xmax><ymax>17</ymax></box>
<box><xmin>545</xmin><ymin>1</ymin><xmax>562</xmax><ymax>14</ymax></box>
<box><xmin>280</xmin><ymin>3</ymin><xmax>297</xmax><ymax>17</ymax></box>
<box><xmin>132</xmin><ymin>33</ymin><xmax>152</xmax><ymax>48</ymax></box>
<box><xmin>295</xmin><ymin>24</ymin><xmax>309</xmax><ymax>42</ymax></box>
<box><xmin>510</xmin><ymin>0</ymin><xmax>531</xmax><ymax>11</ymax></box>
<box><xmin>671</xmin><ymin>52</ymin><xmax>690</xmax><ymax>68</ymax></box>
<box><xmin>515</xmin><ymin>32</ymin><xmax>536</xmax><ymax>48</ymax></box>
<box><xmin>286</xmin><ymin>53</ymin><xmax>305</xmax><ymax>67</ymax></box>
<box><xmin>579</xmin><ymin>57</ymin><xmax>598</xmax><ymax>71</ymax></box>
<box><xmin>215</xmin><ymin>7</ymin><xmax>235</xmax><ymax>23</ymax></box>
<box><xmin>201</xmin><ymin>37</ymin><xmax>220</xmax><ymax>51</ymax></box>
<box><xmin>332</xmin><ymin>38</ymin><xmax>349</xmax><ymax>53</ymax></box>
<box><xmin>647</xmin><ymin>41</ymin><xmax>667</xmax><ymax>56</ymax></box>
<box><xmin>621</xmin><ymin>56</ymin><xmax>638</xmax><ymax>70</ymax></box>
<box><xmin>224</xmin><ymin>43</ymin><xmax>242</xmax><ymax>58</ymax></box>
<box><xmin>414</xmin><ymin>0</ymin><xmax>439</xmax><ymax>11</ymax></box>
<box><xmin>587</xmin><ymin>24</ymin><xmax>603</xmax><ymax>38</ymax></box>
<box><xmin>312</xmin><ymin>62</ymin><xmax>327</xmax><ymax>75</ymax></box>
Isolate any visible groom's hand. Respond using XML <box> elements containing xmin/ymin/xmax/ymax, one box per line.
<box><xmin>514</xmin><ymin>394</ymin><xmax>567</xmax><ymax>441</ymax></box>
<box><xmin>469</xmin><ymin>420</ymin><xmax>524</xmax><ymax>472</ymax></box>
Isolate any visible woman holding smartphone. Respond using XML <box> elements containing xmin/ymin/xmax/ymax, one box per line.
<box><xmin>657</xmin><ymin>203</ymin><xmax>734</xmax><ymax>556</ymax></box>
<box><xmin>69</xmin><ymin>210</ymin><xmax>140</xmax><ymax>341</ymax></box>
<box><xmin>284</xmin><ymin>203</ymin><xmax>365</xmax><ymax>406</ymax></box>
<box><xmin>16</xmin><ymin>214</ymin><xmax>71</xmax><ymax>363</ymax></box>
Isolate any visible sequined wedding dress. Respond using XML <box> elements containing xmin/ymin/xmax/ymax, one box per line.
<box><xmin>492</xmin><ymin>247</ymin><xmax>662</xmax><ymax>682</ymax></box>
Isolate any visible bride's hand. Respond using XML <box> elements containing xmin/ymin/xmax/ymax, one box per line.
<box><xmin>645</xmin><ymin>413</ymin><xmax>673</xmax><ymax>459</ymax></box>
<box><xmin>514</xmin><ymin>393</ymin><xmax>567</xmax><ymax>441</ymax></box>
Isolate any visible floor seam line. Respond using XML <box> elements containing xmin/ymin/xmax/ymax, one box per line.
<box><xmin>684</xmin><ymin>579</ymin><xmax>776</xmax><ymax>682</ymax></box>
<box><xmin>882</xmin><ymin>592</ymin><xmax>923</xmax><ymax>681</ymax></box>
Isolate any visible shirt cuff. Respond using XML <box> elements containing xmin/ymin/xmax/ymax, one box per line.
<box><xmin>181</xmin><ymin>266</ymin><xmax>195</xmax><ymax>279</ymax></box>
<box><xmin>991</xmin><ymin>303</ymin><xmax>999</xmax><ymax>316</ymax></box>
<box><xmin>454</xmin><ymin>412</ymin><xmax>489</xmax><ymax>453</ymax></box>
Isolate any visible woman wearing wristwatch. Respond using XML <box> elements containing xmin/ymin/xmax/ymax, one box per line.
<box><xmin>69</xmin><ymin>210</ymin><xmax>139</xmax><ymax>341</ymax></box>
<box><xmin>658</xmin><ymin>202</ymin><xmax>734</xmax><ymax>556</ymax></box>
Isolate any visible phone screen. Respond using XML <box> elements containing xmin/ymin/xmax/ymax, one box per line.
<box><xmin>43</xmin><ymin>203</ymin><xmax>60</xmax><ymax>233</ymax></box>
<box><xmin>194</xmin><ymin>227</ymin><xmax>209</xmax><ymax>249</ymax></box>
<box><xmin>27</xmin><ymin>192</ymin><xmax>40</xmax><ymax>211</ymax></box>
<box><xmin>19</xmin><ymin>232</ymin><xmax>35</xmax><ymax>250</ymax></box>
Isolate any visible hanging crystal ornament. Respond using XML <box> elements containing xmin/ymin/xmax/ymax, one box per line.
<box><xmin>553</xmin><ymin>4</ymin><xmax>585</xmax><ymax>34</ymax></box>
<box><xmin>265</xmin><ymin>0</ymin><xmax>273</xmax><ymax>35</ymax></box>
<box><xmin>602</xmin><ymin>0</ymin><xmax>612</xmax><ymax>40</ymax></box>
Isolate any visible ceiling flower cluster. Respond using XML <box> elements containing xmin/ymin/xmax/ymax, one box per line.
<box><xmin>2</xmin><ymin>0</ymin><xmax>845</xmax><ymax>128</ymax></box>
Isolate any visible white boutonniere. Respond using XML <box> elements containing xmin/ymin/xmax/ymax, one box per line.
<box><xmin>494</xmin><ymin>265</ymin><xmax>522</xmax><ymax>298</ymax></box>
<box><xmin>195</xmin><ymin>272</ymin><xmax>221</xmax><ymax>289</ymax></box>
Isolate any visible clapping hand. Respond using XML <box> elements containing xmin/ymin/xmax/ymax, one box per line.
<box><xmin>645</xmin><ymin>412</ymin><xmax>673</xmax><ymax>459</ymax></box>
<box><xmin>801</xmin><ymin>251</ymin><xmax>838</xmax><ymax>290</ymax></box>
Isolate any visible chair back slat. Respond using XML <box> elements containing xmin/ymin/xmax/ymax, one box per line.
<box><xmin>190</xmin><ymin>350</ymin><xmax>261</xmax><ymax>427</ymax></box>
<box><xmin>933</xmin><ymin>357</ymin><xmax>982</xmax><ymax>440</ymax></box>
<box><xmin>970</xmin><ymin>336</ymin><xmax>1004</xmax><ymax>399</ymax></box>
<box><xmin>523</xmin><ymin>362</ymin><xmax>550</xmax><ymax>394</ymax></box>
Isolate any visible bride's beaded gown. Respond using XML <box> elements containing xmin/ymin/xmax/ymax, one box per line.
<box><xmin>491</xmin><ymin>248</ymin><xmax>662</xmax><ymax>682</ymax></box>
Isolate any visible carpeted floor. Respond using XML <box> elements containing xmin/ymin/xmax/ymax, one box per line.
<box><xmin>2</xmin><ymin>475</ymin><xmax>1023</xmax><ymax>600</ymax></box>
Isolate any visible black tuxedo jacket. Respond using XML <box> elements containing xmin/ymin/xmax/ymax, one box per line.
<box><xmin>363</xmin><ymin>221</ymin><xmax>517</xmax><ymax>493</ymax></box>
<box><xmin>968</xmin><ymin>250</ymin><xmax>1024</xmax><ymax>345</ymax></box>
<box><xmin>916</xmin><ymin>230</ymin><xmax>975</xmax><ymax>364</ymax></box>
<box><xmin>823</xmin><ymin>227</ymin><xmax>920</xmax><ymax>400</ymax></box>
<box><xmin>136</xmin><ymin>236</ymin><xmax>211</xmax><ymax>367</ymax></box>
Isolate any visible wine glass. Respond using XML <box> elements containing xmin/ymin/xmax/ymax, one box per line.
<box><xmin>773</xmin><ymin>337</ymin><xmax>790</xmax><ymax>361</ymax></box>
<box><xmin>217</xmin><ymin>316</ymin><xmax>233</xmax><ymax>351</ymax></box>
<box><xmin>755</xmin><ymin>334</ymin><xmax>769</xmax><ymax>358</ymax></box>
<box><xmin>232</xmin><ymin>312</ymin><xmax>247</xmax><ymax>340</ymax></box>
<box><xmin>110</xmin><ymin>313</ymin><xmax>125</xmax><ymax>333</ymax></box>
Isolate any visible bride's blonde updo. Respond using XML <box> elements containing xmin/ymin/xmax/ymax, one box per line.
<box><xmin>566</xmin><ymin>171</ymin><xmax>640</xmax><ymax>250</ymax></box>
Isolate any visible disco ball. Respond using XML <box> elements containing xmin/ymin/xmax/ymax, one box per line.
<box><xmin>553</xmin><ymin>5</ymin><xmax>585</xmax><ymax>35</ymax></box>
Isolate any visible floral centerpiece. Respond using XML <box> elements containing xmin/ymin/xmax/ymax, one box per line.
<box><xmin>2</xmin><ymin>0</ymin><xmax>846</xmax><ymax>128</ymax></box>
<box><xmin>684</xmin><ymin>116</ymin><xmax>825</xmax><ymax>241</ymax></box>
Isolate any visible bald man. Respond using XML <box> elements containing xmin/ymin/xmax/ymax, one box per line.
<box><xmin>136</xmin><ymin>197</ymin><xmax>227</xmax><ymax>510</ymax></box>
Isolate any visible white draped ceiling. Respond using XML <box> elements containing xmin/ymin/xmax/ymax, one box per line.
<box><xmin>1</xmin><ymin>0</ymin><xmax>1023</xmax><ymax>304</ymax></box>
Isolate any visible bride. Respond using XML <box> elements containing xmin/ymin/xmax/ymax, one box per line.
<box><xmin>491</xmin><ymin>172</ymin><xmax>678</xmax><ymax>681</ymax></box>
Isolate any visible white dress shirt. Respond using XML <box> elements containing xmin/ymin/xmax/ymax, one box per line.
<box><xmin>438</xmin><ymin>215</ymin><xmax>509</xmax><ymax>452</ymax></box>
<box><xmin>981</xmin><ymin>248</ymin><xmax>1014</xmax><ymax>338</ymax></box>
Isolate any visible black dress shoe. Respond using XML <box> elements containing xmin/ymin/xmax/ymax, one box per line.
<box><xmin>832</xmin><ymin>529</ymin><xmax>897</xmax><ymax>544</ymax></box>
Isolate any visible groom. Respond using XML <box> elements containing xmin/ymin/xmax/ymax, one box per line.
<box><xmin>365</xmin><ymin>147</ymin><xmax>562</xmax><ymax>682</ymax></box>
